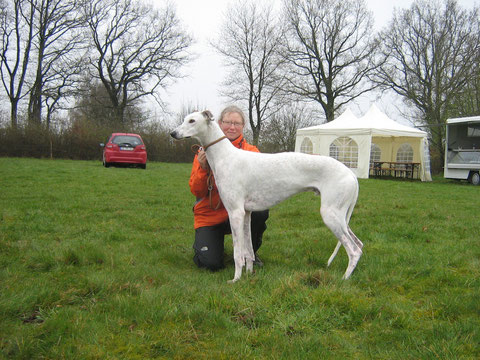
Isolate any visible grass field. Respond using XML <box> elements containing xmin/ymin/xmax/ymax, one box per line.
<box><xmin>1</xmin><ymin>157</ymin><xmax>479</xmax><ymax>359</ymax></box>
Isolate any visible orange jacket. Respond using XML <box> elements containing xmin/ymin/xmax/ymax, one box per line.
<box><xmin>189</xmin><ymin>135</ymin><xmax>260</xmax><ymax>229</ymax></box>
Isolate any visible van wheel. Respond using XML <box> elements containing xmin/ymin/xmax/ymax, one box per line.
<box><xmin>469</xmin><ymin>171</ymin><xmax>480</xmax><ymax>185</ymax></box>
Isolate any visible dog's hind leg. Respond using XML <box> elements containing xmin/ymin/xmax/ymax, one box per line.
<box><xmin>320</xmin><ymin>207</ymin><xmax>362</xmax><ymax>279</ymax></box>
<box><xmin>348</xmin><ymin>227</ymin><xmax>363</xmax><ymax>249</ymax></box>
<box><xmin>327</xmin><ymin>241</ymin><xmax>341</xmax><ymax>267</ymax></box>
<box><xmin>327</xmin><ymin>228</ymin><xmax>363</xmax><ymax>267</ymax></box>
<box><xmin>342</xmin><ymin>232</ymin><xmax>362</xmax><ymax>279</ymax></box>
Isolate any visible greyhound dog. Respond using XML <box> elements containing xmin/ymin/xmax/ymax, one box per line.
<box><xmin>171</xmin><ymin>110</ymin><xmax>363</xmax><ymax>283</ymax></box>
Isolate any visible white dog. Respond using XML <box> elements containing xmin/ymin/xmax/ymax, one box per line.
<box><xmin>171</xmin><ymin>110</ymin><xmax>363</xmax><ymax>283</ymax></box>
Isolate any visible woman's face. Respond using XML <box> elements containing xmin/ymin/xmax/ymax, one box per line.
<box><xmin>219</xmin><ymin>112</ymin><xmax>245</xmax><ymax>141</ymax></box>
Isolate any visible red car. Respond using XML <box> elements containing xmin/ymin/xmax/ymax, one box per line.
<box><xmin>101</xmin><ymin>133</ymin><xmax>147</xmax><ymax>169</ymax></box>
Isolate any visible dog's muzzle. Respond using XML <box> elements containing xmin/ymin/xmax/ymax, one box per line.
<box><xmin>170</xmin><ymin>130</ymin><xmax>191</xmax><ymax>140</ymax></box>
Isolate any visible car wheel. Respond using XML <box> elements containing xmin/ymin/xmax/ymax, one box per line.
<box><xmin>140</xmin><ymin>163</ymin><xmax>146</xmax><ymax>169</ymax></box>
<box><xmin>103</xmin><ymin>156</ymin><xmax>110</xmax><ymax>168</ymax></box>
<box><xmin>470</xmin><ymin>171</ymin><xmax>480</xmax><ymax>185</ymax></box>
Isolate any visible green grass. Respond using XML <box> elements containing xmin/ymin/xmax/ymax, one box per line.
<box><xmin>1</xmin><ymin>157</ymin><xmax>479</xmax><ymax>359</ymax></box>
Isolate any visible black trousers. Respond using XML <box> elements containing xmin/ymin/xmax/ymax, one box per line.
<box><xmin>193</xmin><ymin>210</ymin><xmax>269</xmax><ymax>271</ymax></box>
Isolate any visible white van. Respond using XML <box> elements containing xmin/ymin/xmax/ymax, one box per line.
<box><xmin>444</xmin><ymin>116</ymin><xmax>480</xmax><ymax>185</ymax></box>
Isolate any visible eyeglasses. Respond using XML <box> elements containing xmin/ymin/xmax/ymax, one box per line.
<box><xmin>221</xmin><ymin>120</ymin><xmax>244</xmax><ymax>128</ymax></box>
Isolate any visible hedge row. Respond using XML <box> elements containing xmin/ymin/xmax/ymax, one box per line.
<box><xmin>0</xmin><ymin>125</ymin><xmax>196</xmax><ymax>163</ymax></box>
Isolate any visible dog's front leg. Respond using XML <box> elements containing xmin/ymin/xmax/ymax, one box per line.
<box><xmin>243</xmin><ymin>210</ymin><xmax>254</xmax><ymax>274</ymax></box>
<box><xmin>227</xmin><ymin>209</ymin><xmax>248</xmax><ymax>283</ymax></box>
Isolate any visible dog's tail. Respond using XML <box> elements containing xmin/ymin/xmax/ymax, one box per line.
<box><xmin>346</xmin><ymin>173</ymin><xmax>359</xmax><ymax>224</ymax></box>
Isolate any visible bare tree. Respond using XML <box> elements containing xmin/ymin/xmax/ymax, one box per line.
<box><xmin>85</xmin><ymin>0</ymin><xmax>193</xmax><ymax>126</ymax></box>
<box><xmin>446</xmin><ymin>38</ymin><xmax>480</xmax><ymax>118</ymax></box>
<box><xmin>42</xmin><ymin>54</ymin><xmax>87</xmax><ymax>128</ymax></box>
<box><xmin>213</xmin><ymin>0</ymin><xmax>286</xmax><ymax>145</ymax></box>
<box><xmin>259</xmin><ymin>102</ymin><xmax>320</xmax><ymax>152</ymax></box>
<box><xmin>375</xmin><ymin>0</ymin><xmax>480</xmax><ymax>162</ymax></box>
<box><xmin>0</xmin><ymin>0</ymin><xmax>35</xmax><ymax>128</ymax></box>
<box><xmin>283</xmin><ymin>0</ymin><xmax>379</xmax><ymax>121</ymax></box>
<box><xmin>70</xmin><ymin>79</ymin><xmax>146</xmax><ymax>130</ymax></box>
<box><xmin>27</xmin><ymin>0</ymin><xmax>87</xmax><ymax>127</ymax></box>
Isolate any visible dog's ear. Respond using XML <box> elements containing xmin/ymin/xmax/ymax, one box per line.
<box><xmin>201</xmin><ymin>110</ymin><xmax>214</xmax><ymax>121</ymax></box>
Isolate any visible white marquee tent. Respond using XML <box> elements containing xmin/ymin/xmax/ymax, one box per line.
<box><xmin>295</xmin><ymin>104</ymin><xmax>432</xmax><ymax>181</ymax></box>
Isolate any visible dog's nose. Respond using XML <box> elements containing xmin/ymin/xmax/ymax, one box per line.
<box><xmin>170</xmin><ymin>131</ymin><xmax>177</xmax><ymax>139</ymax></box>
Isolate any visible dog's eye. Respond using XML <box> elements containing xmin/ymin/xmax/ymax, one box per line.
<box><xmin>189</xmin><ymin>119</ymin><xmax>195</xmax><ymax>124</ymax></box>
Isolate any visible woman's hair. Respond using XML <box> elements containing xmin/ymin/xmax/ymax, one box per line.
<box><xmin>219</xmin><ymin>105</ymin><xmax>246</xmax><ymax>124</ymax></box>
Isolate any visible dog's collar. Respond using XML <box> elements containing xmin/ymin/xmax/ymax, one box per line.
<box><xmin>203</xmin><ymin>136</ymin><xmax>227</xmax><ymax>151</ymax></box>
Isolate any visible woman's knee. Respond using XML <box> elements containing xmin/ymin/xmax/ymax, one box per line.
<box><xmin>193</xmin><ymin>226</ymin><xmax>225</xmax><ymax>271</ymax></box>
<box><xmin>193</xmin><ymin>250</ymin><xmax>224</xmax><ymax>271</ymax></box>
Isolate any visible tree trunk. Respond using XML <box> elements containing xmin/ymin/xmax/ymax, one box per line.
<box><xmin>10</xmin><ymin>100</ymin><xmax>18</xmax><ymax>129</ymax></box>
<box><xmin>28</xmin><ymin>82</ymin><xmax>43</xmax><ymax>125</ymax></box>
<box><xmin>325</xmin><ymin>99</ymin><xmax>335</xmax><ymax>122</ymax></box>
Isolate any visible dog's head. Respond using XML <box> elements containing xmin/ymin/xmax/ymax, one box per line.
<box><xmin>170</xmin><ymin>110</ymin><xmax>214</xmax><ymax>140</ymax></box>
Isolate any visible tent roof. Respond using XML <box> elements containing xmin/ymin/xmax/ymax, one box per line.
<box><xmin>299</xmin><ymin>107</ymin><xmax>358</xmax><ymax>131</ymax></box>
<box><xmin>447</xmin><ymin>115</ymin><xmax>480</xmax><ymax>124</ymax></box>
<box><xmin>297</xmin><ymin>104</ymin><xmax>427</xmax><ymax>138</ymax></box>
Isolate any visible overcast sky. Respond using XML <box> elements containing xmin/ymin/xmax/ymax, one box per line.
<box><xmin>155</xmin><ymin>0</ymin><xmax>478</xmax><ymax>123</ymax></box>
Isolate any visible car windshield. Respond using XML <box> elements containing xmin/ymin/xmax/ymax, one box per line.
<box><xmin>112</xmin><ymin>135</ymin><xmax>142</xmax><ymax>146</ymax></box>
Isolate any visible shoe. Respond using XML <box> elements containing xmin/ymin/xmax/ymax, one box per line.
<box><xmin>253</xmin><ymin>253</ymin><xmax>263</xmax><ymax>267</ymax></box>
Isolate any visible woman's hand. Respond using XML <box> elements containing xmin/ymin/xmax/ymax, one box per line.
<box><xmin>198</xmin><ymin>149</ymin><xmax>209</xmax><ymax>170</ymax></box>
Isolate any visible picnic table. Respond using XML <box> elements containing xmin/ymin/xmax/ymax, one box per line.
<box><xmin>370</xmin><ymin>161</ymin><xmax>420</xmax><ymax>179</ymax></box>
